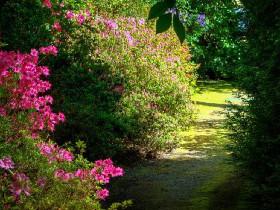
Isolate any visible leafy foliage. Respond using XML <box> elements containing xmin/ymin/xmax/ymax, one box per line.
<box><xmin>149</xmin><ymin>0</ymin><xmax>244</xmax><ymax>78</ymax></box>
<box><xmin>0</xmin><ymin>0</ymin><xmax>197</xmax><ymax>161</ymax></box>
<box><xmin>226</xmin><ymin>0</ymin><xmax>280</xmax><ymax>208</ymax></box>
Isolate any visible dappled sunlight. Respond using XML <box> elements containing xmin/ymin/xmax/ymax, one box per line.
<box><xmin>108</xmin><ymin>81</ymin><xmax>238</xmax><ymax>210</ymax></box>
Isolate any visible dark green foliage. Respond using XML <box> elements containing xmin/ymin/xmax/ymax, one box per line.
<box><xmin>0</xmin><ymin>0</ymin><xmax>51</xmax><ymax>52</ymax></box>
<box><xmin>148</xmin><ymin>0</ymin><xmax>175</xmax><ymax>19</ymax></box>
<box><xmin>156</xmin><ymin>13</ymin><xmax>172</xmax><ymax>33</ymax></box>
<box><xmin>177</xmin><ymin>0</ymin><xmax>244</xmax><ymax>79</ymax></box>
<box><xmin>173</xmin><ymin>14</ymin><xmax>186</xmax><ymax>43</ymax></box>
<box><xmin>227</xmin><ymin>0</ymin><xmax>280</xmax><ymax>208</ymax></box>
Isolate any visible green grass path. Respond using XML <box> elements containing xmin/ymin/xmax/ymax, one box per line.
<box><xmin>109</xmin><ymin>81</ymin><xmax>245</xmax><ymax>210</ymax></box>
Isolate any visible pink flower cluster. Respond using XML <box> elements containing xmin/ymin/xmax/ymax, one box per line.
<box><xmin>96</xmin><ymin>188</ymin><xmax>109</xmax><ymax>200</ymax></box>
<box><xmin>104</xmin><ymin>19</ymin><xmax>118</xmax><ymax>30</ymax></box>
<box><xmin>65</xmin><ymin>10</ymin><xmax>89</xmax><ymax>25</ymax></box>
<box><xmin>52</xmin><ymin>21</ymin><xmax>62</xmax><ymax>32</ymax></box>
<box><xmin>0</xmin><ymin>49</ymin><xmax>64</xmax><ymax>133</ymax></box>
<box><xmin>37</xmin><ymin>142</ymin><xmax>74</xmax><ymax>163</ymax></box>
<box><xmin>52</xmin><ymin>159</ymin><xmax>123</xmax><ymax>200</ymax></box>
<box><xmin>0</xmin><ymin>157</ymin><xmax>15</xmax><ymax>170</ymax></box>
<box><xmin>54</xmin><ymin>158</ymin><xmax>123</xmax><ymax>183</ymax></box>
<box><xmin>42</xmin><ymin>0</ymin><xmax>52</xmax><ymax>8</ymax></box>
<box><xmin>39</xmin><ymin>45</ymin><xmax>58</xmax><ymax>56</ymax></box>
<box><xmin>9</xmin><ymin>173</ymin><xmax>31</xmax><ymax>201</ymax></box>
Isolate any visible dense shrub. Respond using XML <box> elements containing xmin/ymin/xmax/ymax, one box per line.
<box><xmin>226</xmin><ymin>0</ymin><xmax>280</xmax><ymax>208</ymax></box>
<box><xmin>50</xmin><ymin>10</ymin><xmax>197</xmax><ymax>159</ymax></box>
<box><xmin>0</xmin><ymin>48</ymin><xmax>128</xmax><ymax>209</ymax></box>
<box><xmin>0</xmin><ymin>0</ymin><xmax>197</xmax><ymax>159</ymax></box>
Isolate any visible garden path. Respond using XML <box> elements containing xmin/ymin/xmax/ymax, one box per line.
<box><xmin>109</xmin><ymin>81</ymin><xmax>245</xmax><ymax>210</ymax></box>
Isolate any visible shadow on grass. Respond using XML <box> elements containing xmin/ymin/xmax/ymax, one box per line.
<box><xmin>195</xmin><ymin>101</ymin><xmax>229</xmax><ymax>109</ymax></box>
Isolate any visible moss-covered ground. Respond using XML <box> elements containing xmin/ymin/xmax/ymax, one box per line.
<box><xmin>108</xmin><ymin>81</ymin><xmax>249</xmax><ymax>210</ymax></box>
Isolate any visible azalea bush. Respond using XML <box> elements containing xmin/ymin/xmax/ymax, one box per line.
<box><xmin>45</xmin><ymin>4</ymin><xmax>197</xmax><ymax>158</ymax></box>
<box><xmin>0</xmin><ymin>48</ymin><xmax>128</xmax><ymax>209</ymax></box>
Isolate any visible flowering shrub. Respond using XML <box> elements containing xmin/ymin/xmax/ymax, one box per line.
<box><xmin>0</xmin><ymin>0</ymin><xmax>197</xmax><ymax>160</ymax></box>
<box><xmin>43</xmin><ymin>3</ymin><xmax>197</xmax><ymax>158</ymax></box>
<box><xmin>0</xmin><ymin>47</ymin><xmax>128</xmax><ymax>209</ymax></box>
<box><xmin>90</xmin><ymin>16</ymin><xmax>197</xmax><ymax>156</ymax></box>
<box><xmin>0</xmin><ymin>48</ymin><xmax>64</xmax><ymax>134</ymax></box>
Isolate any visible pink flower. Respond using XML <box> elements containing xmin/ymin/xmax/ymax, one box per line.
<box><xmin>138</xmin><ymin>18</ymin><xmax>145</xmax><ymax>25</ymax></box>
<box><xmin>10</xmin><ymin>173</ymin><xmax>31</xmax><ymax>201</ymax></box>
<box><xmin>0</xmin><ymin>157</ymin><xmax>15</xmax><ymax>170</ymax></box>
<box><xmin>39</xmin><ymin>45</ymin><xmax>58</xmax><ymax>56</ymax></box>
<box><xmin>96</xmin><ymin>188</ymin><xmax>109</xmax><ymax>200</ymax></box>
<box><xmin>54</xmin><ymin>169</ymin><xmax>74</xmax><ymax>181</ymax></box>
<box><xmin>124</xmin><ymin>31</ymin><xmax>135</xmax><ymax>46</ymax></box>
<box><xmin>0</xmin><ymin>107</ymin><xmax>6</xmax><ymax>116</ymax></box>
<box><xmin>0</xmin><ymin>49</ymin><xmax>64</xmax><ymax>133</ymax></box>
<box><xmin>75</xmin><ymin>169</ymin><xmax>89</xmax><ymax>180</ymax></box>
<box><xmin>30</xmin><ymin>49</ymin><xmax>38</xmax><ymax>57</ymax></box>
<box><xmin>76</xmin><ymin>14</ymin><xmax>85</xmax><ymax>25</ymax></box>
<box><xmin>36</xmin><ymin>177</ymin><xmax>47</xmax><ymax>188</ymax></box>
<box><xmin>111</xmin><ymin>167</ymin><xmax>124</xmax><ymax>177</ymax></box>
<box><xmin>65</xmin><ymin>10</ymin><xmax>75</xmax><ymax>20</ymax></box>
<box><xmin>105</xmin><ymin>20</ymin><xmax>118</xmax><ymax>30</ymax></box>
<box><xmin>85</xmin><ymin>10</ymin><xmax>91</xmax><ymax>17</ymax></box>
<box><xmin>42</xmin><ymin>0</ymin><xmax>52</xmax><ymax>8</ymax></box>
<box><xmin>52</xmin><ymin>21</ymin><xmax>62</xmax><ymax>32</ymax></box>
<box><xmin>57</xmin><ymin>148</ymin><xmax>74</xmax><ymax>162</ymax></box>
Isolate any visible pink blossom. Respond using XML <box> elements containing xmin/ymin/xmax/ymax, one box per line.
<box><xmin>30</xmin><ymin>49</ymin><xmax>38</xmax><ymax>57</ymax></box>
<box><xmin>52</xmin><ymin>21</ymin><xmax>62</xmax><ymax>32</ymax></box>
<box><xmin>96</xmin><ymin>188</ymin><xmax>109</xmax><ymax>200</ymax></box>
<box><xmin>85</xmin><ymin>10</ymin><xmax>91</xmax><ymax>17</ymax></box>
<box><xmin>42</xmin><ymin>0</ymin><xmax>52</xmax><ymax>8</ymax></box>
<box><xmin>90</xmin><ymin>158</ymin><xmax>124</xmax><ymax>183</ymax></box>
<box><xmin>0</xmin><ymin>157</ymin><xmax>14</xmax><ymax>170</ymax></box>
<box><xmin>105</xmin><ymin>20</ymin><xmax>118</xmax><ymax>30</ymax></box>
<box><xmin>39</xmin><ymin>45</ymin><xmax>58</xmax><ymax>56</ymax></box>
<box><xmin>111</xmin><ymin>167</ymin><xmax>124</xmax><ymax>177</ymax></box>
<box><xmin>76</xmin><ymin>14</ymin><xmax>85</xmax><ymax>25</ymax></box>
<box><xmin>0</xmin><ymin>49</ymin><xmax>65</xmax><ymax>134</ymax></box>
<box><xmin>0</xmin><ymin>107</ymin><xmax>6</xmax><ymax>116</ymax></box>
<box><xmin>124</xmin><ymin>31</ymin><xmax>135</xmax><ymax>46</ymax></box>
<box><xmin>54</xmin><ymin>169</ymin><xmax>74</xmax><ymax>181</ymax></box>
<box><xmin>138</xmin><ymin>18</ymin><xmax>145</xmax><ymax>25</ymax></box>
<box><xmin>65</xmin><ymin>10</ymin><xmax>75</xmax><ymax>20</ymax></box>
<box><xmin>57</xmin><ymin>148</ymin><xmax>74</xmax><ymax>162</ymax></box>
<box><xmin>10</xmin><ymin>173</ymin><xmax>31</xmax><ymax>201</ymax></box>
<box><xmin>36</xmin><ymin>177</ymin><xmax>47</xmax><ymax>188</ymax></box>
<box><xmin>75</xmin><ymin>169</ymin><xmax>89</xmax><ymax>180</ymax></box>
<box><xmin>37</xmin><ymin>142</ymin><xmax>73</xmax><ymax>163</ymax></box>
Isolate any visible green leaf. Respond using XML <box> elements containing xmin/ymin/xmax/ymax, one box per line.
<box><xmin>156</xmin><ymin>13</ymin><xmax>172</xmax><ymax>34</ymax></box>
<box><xmin>173</xmin><ymin>14</ymin><xmax>186</xmax><ymax>44</ymax></box>
<box><xmin>148</xmin><ymin>0</ymin><xmax>176</xmax><ymax>20</ymax></box>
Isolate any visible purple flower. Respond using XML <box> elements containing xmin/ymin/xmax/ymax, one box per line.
<box><xmin>65</xmin><ymin>10</ymin><xmax>75</xmax><ymax>20</ymax></box>
<box><xmin>138</xmin><ymin>18</ymin><xmax>145</xmax><ymax>25</ymax></box>
<box><xmin>197</xmin><ymin>13</ymin><xmax>206</xmax><ymax>27</ymax></box>
<box><xmin>124</xmin><ymin>31</ymin><xmax>135</xmax><ymax>46</ymax></box>
<box><xmin>0</xmin><ymin>157</ymin><xmax>15</xmax><ymax>170</ymax></box>
<box><xmin>36</xmin><ymin>177</ymin><xmax>47</xmax><ymax>188</ymax></box>
<box><xmin>105</xmin><ymin>20</ymin><xmax>118</xmax><ymax>30</ymax></box>
<box><xmin>166</xmin><ymin>8</ymin><xmax>177</xmax><ymax>15</ymax></box>
<box><xmin>76</xmin><ymin>14</ymin><xmax>85</xmax><ymax>25</ymax></box>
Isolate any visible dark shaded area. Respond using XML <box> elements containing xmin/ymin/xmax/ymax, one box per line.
<box><xmin>195</xmin><ymin>101</ymin><xmax>228</xmax><ymax>109</ymax></box>
<box><xmin>227</xmin><ymin>0</ymin><xmax>280</xmax><ymax>208</ymax></box>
